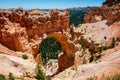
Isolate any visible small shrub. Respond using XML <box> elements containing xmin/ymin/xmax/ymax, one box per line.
<box><xmin>0</xmin><ymin>74</ymin><xmax>6</xmax><ymax>80</ymax></box>
<box><xmin>8</xmin><ymin>73</ymin><xmax>14</xmax><ymax>80</ymax></box>
<box><xmin>89</xmin><ymin>55</ymin><xmax>94</xmax><ymax>63</ymax></box>
<box><xmin>111</xmin><ymin>74</ymin><xmax>120</xmax><ymax>80</ymax></box>
<box><xmin>100</xmin><ymin>46</ymin><xmax>107</xmax><ymax>51</ymax></box>
<box><xmin>22</xmin><ymin>54</ymin><xmax>28</xmax><ymax>60</ymax></box>
<box><xmin>99</xmin><ymin>38</ymin><xmax>116</xmax><ymax>51</ymax></box>
<box><xmin>35</xmin><ymin>64</ymin><xmax>50</xmax><ymax>80</ymax></box>
<box><xmin>117</xmin><ymin>37</ymin><xmax>120</xmax><ymax>42</ymax></box>
<box><xmin>108</xmin><ymin>42</ymin><xmax>115</xmax><ymax>49</ymax></box>
<box><xmin>107</xmin><ymin>38</ymin><xmax>115</xmax><ymax>49</ymax></box>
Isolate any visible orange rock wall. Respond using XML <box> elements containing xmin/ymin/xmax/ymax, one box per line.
<box><xmin>0</xmin><ymin>17</ymin><xmax>30</xmax><ymax>51</ymax></box>
<box><xmin>84</xmin><ymin>3</ymin><xmax>120</xmax><ymax>25</ymax></box>
<box><xmin>0</xmin><ymin>8</ymin><xmax>70</xmax><ymax>52</ymax></box>
<box><xmin>48</xmin><ymin>33</ymin><xmax>76</xmax><ymax>73</ymax></box>
<box><xmin>0</xmin><ymin>8</ymin><xmax>76</xmax><ymax>73</ymax></box>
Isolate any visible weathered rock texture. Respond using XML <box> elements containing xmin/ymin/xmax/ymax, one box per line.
<box><xmin>47</xmin><ymin>33</ymin><xmax>76</xmax><ymax>73</ymax></box>
<box><xmin>0</xmin><ymin>17</ymin><xmax>30</xmax><ymax>52</ymax></box>
<box><xmin>0</xmin><ymin>8</ymin><xmax>70</xmax><ymax>53</ymax></box>
<box><xmin>84</xmin><ymin>3</ymin><xmax>120</xmax><ymax>25</ymax></box>
<box><xmin>0</xmin><ymin>8</ymin><xmax>77</xmax><ymax>74</ymax></box>
<box><xmin>0</xmin><ymin>42</ymin><xmax>36</xmax><ymax>79</ymax></box>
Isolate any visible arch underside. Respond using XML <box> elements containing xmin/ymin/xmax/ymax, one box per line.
<box><xmin>46</xmin><ymin>33</ymin><xmax>75</xmax><ymax>73</ymax></box>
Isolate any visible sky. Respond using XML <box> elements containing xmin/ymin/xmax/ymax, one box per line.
<box><xmin>0</xmin><ymin>0</ymin><xmax>106</xmax><ymax>9</ymax></box>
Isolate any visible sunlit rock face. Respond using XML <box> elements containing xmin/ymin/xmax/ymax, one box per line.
<box><xmin>84</xmin><ymin>1</ymin><xmax>120</xmax><ymax>25</ymax></box>
<box><xmin>0</xmin><ymin>8</ymin><xmax>77</xmax><ymax>74</ymax></box>
<box><xmin>47</xmin><ymin>33</ymin><xmax>76</xmax><ymax>73</ymax></box>
<box><xmin>0</xmin><ymin>8</ymin><xmax>70</xmax><ymax>53</ymax></box>
<box><xmin>0</xmin><ymin>17</ymin><xmax>30</xmax><ymax>52</ymax></box>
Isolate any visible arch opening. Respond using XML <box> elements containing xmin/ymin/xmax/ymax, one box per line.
<box><xmin>39</xmin><ymin>37</ymin><xmax>62</xmax><ymax>65</ymax></box>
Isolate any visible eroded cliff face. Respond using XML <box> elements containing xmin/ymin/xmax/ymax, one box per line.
<box><xmin>0</xmin><ymin>8</ymin><xmax>70</xmax><ymax>53</ymax></box>
<box><xmin>0</xmin><ymin>17</ymin><xmax>31</xmax><ymax>52</ymax></box>
<box><xmin>47</xmin><ymin>33</ymin><xmax>76</xmax><ymax>73</ymax></box>
<box><xmin>0</xmin><ymin>8</ymin><xmax>78</xmax><ymax>75</ymax></box>
<box><xmin>84</xmin><ymin>2</ymin><xmax>120</xmax><ymax>25</ymax></box>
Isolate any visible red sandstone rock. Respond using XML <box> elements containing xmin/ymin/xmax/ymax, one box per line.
<box><xmin>47</xmin><ymin>33</ymin><xmax>76</xmax><ymax>73</ymax></box>
<box><xmin>0</xmin><ymin>8</ymin><xmax>73</xmax><ymax>74</ymax></box>
<box><xmin>0</xmin><ymin>17</ymin><xmax>30</xmax><ymax>52</ymax></box>
<box><xmin>84</xmin><ymin>3</ymin><xmax>120</xmax><ymax>25</ymax></box>
<box><xmin>0</xmin><ymin>8</ymin><xmax>70</xmax><ymax>53</ymax></box>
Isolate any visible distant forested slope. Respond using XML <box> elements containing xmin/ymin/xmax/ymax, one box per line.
<box><xmin>70</xmin><ymin>10</ymin><xmax>86</xmax><ymax>27</ymax></box>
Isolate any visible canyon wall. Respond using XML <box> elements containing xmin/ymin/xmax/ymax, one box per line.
<box><xmin>84</xmin><ymin>3</ymin><xmax>120</xmax><ymax>25</ymax></box>
<box><xmin>0</xmin><ymin>8</ymin><xmax>70</xmax><ymax>53</ymax></box>
<box><xmin>0</xmin><ymin>8</ymin><xmax>77</xmax><ymax>74</ymax></box>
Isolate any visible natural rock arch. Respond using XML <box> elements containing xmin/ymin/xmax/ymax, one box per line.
<box><xmin>39</xmin><ymin>37</ymin><xmax>62</xmax><ymax>65</ymax></box>
<box><xmin>44</xmin><ymin>33</ymin><xmax>76</xmax><ymax>73</ymax></box>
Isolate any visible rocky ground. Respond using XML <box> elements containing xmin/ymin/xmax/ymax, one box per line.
<box><xmin>0</xmin><ymin>0</ymin><xmax>120</xmax><ymax>80</ymax></box>
<box><xmin>52</xmin><ymin>20</ymin><xmax>120</xmax><ymax>80</ymax></box>
<box><xmin>0</xmin><ymin>43</ymin><xmax>36</xmax><ymax>80</ymax></box>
